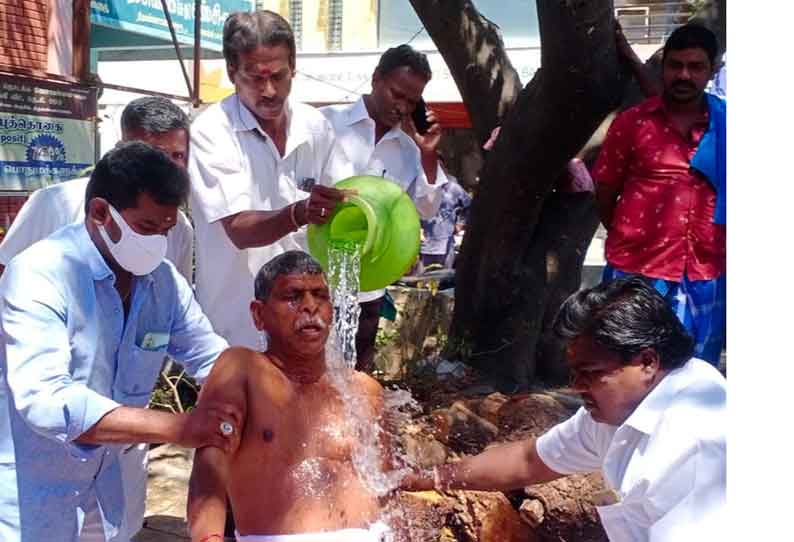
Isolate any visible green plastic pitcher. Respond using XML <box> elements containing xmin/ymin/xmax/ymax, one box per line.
<box><xmin>307</xmin><ymin>176</ymin><xmax>421</xmax><ymax>291</ymax></box>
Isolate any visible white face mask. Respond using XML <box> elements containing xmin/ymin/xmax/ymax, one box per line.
<box><xmin>98</xmin><ymin>203</ymin><xmax>168</xmax><ymax>276</ymax></box>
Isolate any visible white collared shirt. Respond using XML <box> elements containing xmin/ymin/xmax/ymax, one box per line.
<box><xmin>321</xmin><ymin>97</ymin><xmax>448</xmax><ymax>301</ymax></box>
<box><xmin>188</xmin><ymin>94</ymin><xmax>341</xmax><ymax>348</ymax></box>
<box><xmin>0</xmin><ymin>177</ymin><xmax>194</xmax><ymax>282</ymax></box>
<box><xmin>536</xmin><ymin>358</ymin><xmax>726</xmax><ymax>541</ymax></box>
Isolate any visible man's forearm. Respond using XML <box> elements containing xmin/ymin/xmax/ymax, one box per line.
<box><xmin>221</xmin><ymin>206</ymin><xmax>302</xmax><ymax>250</ymax></box>
<box><xmin>75</xmin><ymin>406</ymin><xmax>187</xmax><ymax>446</ymax></box>
<box><xmin>420</xmin><ymin>151</ymin><xmax>439</xmax><ymax>184</ymax></box>
<box><xmin>188</xmin><ymin>447</ymin><xmax>230</xmax><ymax>542</ymax></box>
<box><xmin>407</xmin><ymin>438</ymin><xmax>562</xmax><ymax>492</ymax></box>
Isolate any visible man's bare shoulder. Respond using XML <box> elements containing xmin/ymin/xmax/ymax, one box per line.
<box><xmin>202</xmin><ymin>346</ymin><xmax>264</xmax><ymax>393</ymax></box>
<box><xmin>351</xmin><ymin>371</ymin><xmax>384</xmax><ymax>398</ymax></box>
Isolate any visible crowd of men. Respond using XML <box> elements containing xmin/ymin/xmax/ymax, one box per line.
<box><xmin>0</xmin><ymin>9</ymin><xmax>725</xmax><ymax>542</ymax></box>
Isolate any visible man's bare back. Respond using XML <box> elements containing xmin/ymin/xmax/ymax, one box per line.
<box><xmin>223</xmin><ymin>347</ymin><xmax>383</xmax><ymax>534</ymax></box>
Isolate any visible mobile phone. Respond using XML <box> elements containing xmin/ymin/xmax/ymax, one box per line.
<box><xmin>411</xmin><ymin>98</ymin><xmax>432</xmax><ymax>135</ymax></box>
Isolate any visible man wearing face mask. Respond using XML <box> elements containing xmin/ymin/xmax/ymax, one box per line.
<box><xmin>320</xmin><ymin>44</ymin><xmax>448</xmax><ymax>373</ymax></box>
<box><xmin>400</xmin><ymin>277</ymin><xmax>726</xmax><ymax>540</ymax></box>
<box><xmin>0</xmin><ymin>96</ymin><xmax>196</xmax><ymax>541</ymax></box>
<box><xmin>0</xmin><ymin>96</ymin><xmax>194</xmax><ymax>281</ymax></box>
<box><xmin>0</xmin><ymin>142</ymin><xmax>241</xmax><ymax>542</ymax></box>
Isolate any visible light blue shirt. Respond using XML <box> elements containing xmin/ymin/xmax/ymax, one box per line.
<box><xmin>0</xmin><ymin>223</ymin><xmax>228</xmax><ymax>542</ymax></box>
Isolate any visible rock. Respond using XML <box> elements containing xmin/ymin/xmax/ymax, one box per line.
<box><xmin>402</xmin><ymin>434</ymin><xmax>449</xmax><ymax>468</ymax></box>
<box><xmin>519</xmin><ymin>498</ymin><xmax>545</xmax><ymax>529</ymax></box>
<box><xmin>390</xmin><ymin>491</ymin><xmax>456</xmax><ymax>542</ymax></box>
<box><xmin>496</xmin><ymin>394</ymin><xmax>573</xmax><ymax>442</ymax></box>
<box><xmin>432</xmin><ymin>402</ymin><xmax>499</xmax><ymax>454</ymax></box>
<box><xmin>447</xmin><ymin>491</ymin><xmax>537</xmax><ymax>542</ymax></box>
<box><xmin>524</xmin><ymin>473</ymin><xmax>609</xmax><ymax>542</ymax></box>
<box><xmin>476</xmin><ymin>392</ymin><xmax>510</xmax><ymax>424</ymax></box>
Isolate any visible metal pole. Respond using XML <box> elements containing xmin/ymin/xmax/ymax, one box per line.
<box><xmin>160</xmin><ymin>0</ymin><xmax>194</xmax><ymax>99</ymax></box>
<box><xmin>193</xmin><ymin>0</ymin><xmax>202</xmax><ymax>108</ymax></box>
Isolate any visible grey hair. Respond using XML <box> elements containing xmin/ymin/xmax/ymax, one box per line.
<box><xmin>254</xmin><ymin>251</ymin><xmax>324</xmax><ymax>301</ymax></box>
<box><xmin>223</xmin><ymin>10</ymin><xmax>296</xmax><ymax>70</ymax></box>
<box><xmin>120</xmin><ymin>96</ymin><xmax>189</xmax><ymax>136</ymax></box>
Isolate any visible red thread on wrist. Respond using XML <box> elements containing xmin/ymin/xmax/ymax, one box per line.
<box><xmin>199</xmin><ymin>533</ymin><xmax>223</xmax><ymax>542</ymax></box>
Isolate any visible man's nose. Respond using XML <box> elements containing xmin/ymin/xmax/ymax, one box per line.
<box><xmin>300</xmin><ymin>293</ymin><xmax>319</xmax><ymax>313</ymax></box>
<box><xmin>261</xmin><ymin>78</ymin><xmax>277</xmax><ymax>98</ymax></box>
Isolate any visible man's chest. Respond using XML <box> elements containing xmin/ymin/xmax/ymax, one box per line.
<box><xmin>236</xmin><ymin>134</ymin><xmax>323</xmax><ymax>205</ymax></box>
<box><xmin>337</xmin><ymin>129</ymin><xmax>418</xmax><ymax>189</ymax></box>
<box><xmin>629</xmin><ymin>116</ymin><xmax>706</xmax><ymax>178</ymax></box>
<box><xmin>242</xmin><ymin>393</ymin><xmax>356</xmax><ymax>465</ymax></box>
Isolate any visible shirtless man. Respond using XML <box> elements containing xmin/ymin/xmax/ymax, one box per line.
<box><xmin>187</xmin><ymin>251</ymin><xmax>390</xmax><ymax>542</ymax></box>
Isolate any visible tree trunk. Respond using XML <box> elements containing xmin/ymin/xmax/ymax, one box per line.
<box><xmin>410</xmin><ymin>1</ymin><xmax>625</xmax><ymax>390</ymax></box>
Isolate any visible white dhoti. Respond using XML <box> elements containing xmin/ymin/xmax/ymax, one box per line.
<box><xmin>236</xmin><ymin>522</ymin><xmax>391</xmax><ymax>542</ymax></box>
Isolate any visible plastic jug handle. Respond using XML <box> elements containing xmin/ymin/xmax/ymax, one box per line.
<box><xmin>345</xmin><ymin>194</ymin><xmax>378</xmax><ymax>256</ymax></box>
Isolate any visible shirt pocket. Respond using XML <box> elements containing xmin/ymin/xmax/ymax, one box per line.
<box><xmin>112</xmin><ymin>345</ymin><xmax>167</xmax><ymax>407</ymax></box>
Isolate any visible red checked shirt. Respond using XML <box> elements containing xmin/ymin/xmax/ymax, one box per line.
<box><xmin>593</xmin><ymin>96</ymin><xmax>726</xmax><ymax>281</ymax></box>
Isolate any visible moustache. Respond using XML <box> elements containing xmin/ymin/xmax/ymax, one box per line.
<box><xmin>294</xmin><ymin>315</ymin><xmax>328</xmax><ymax>332</ymax></box>
<box><xmin>672</xmin><ymin>81</ymin><xmax>696</xmax><ymax>90</ymax></box>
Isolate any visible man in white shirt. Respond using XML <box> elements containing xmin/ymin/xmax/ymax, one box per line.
<box><xmin>320</xmin><ymin>44</ymin><xmax>448</xmax><ymax>372</ymax></box>
<box><xmin>0</xmin><ymin>96</ymin><xmax>195</xmax><ymax>541</ymax></box>
<box><xmin>0</xmin><ymin>96</ymin><xmax>194</xmax><ymax>281</ymax></box>
<box><xmin>401</xmin><ymin>276</ymin><xmax>726</xmax><ymax>540</ymax></box>
<box><xmin>189</xmin><ymin>10</ymin><xmax>347</xmax><ymax>350</ymax></box>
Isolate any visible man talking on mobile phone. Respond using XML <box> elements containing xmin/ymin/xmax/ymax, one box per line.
<box><xmin>320</xmin><ymin>44</ymin><xmax>449</xmax><ymax>373</ymax></box>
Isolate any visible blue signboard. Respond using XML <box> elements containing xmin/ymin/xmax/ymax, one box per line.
<box><xmin>90</xmin><ymin>0</ymin><xmax>253</xmax><ymax>51</ymax></box>
<box><xmin>0</xmin><ymin>76</ymin><xmax>96</xmax><ymax>191</ymax></box>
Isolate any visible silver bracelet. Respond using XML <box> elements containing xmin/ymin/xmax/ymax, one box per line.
<box><xmin>288</xmin><ymin>202</ymin><xmax>301</xmax><ymax>231</ymax></box>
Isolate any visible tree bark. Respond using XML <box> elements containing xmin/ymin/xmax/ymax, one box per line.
<box><xmin>411</xmin><ymin>1</ymin><xmax>625</xmax><ymax>389</ymax></box>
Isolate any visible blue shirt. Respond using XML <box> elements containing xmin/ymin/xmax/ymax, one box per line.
<box><xmin>0</xmin><ymin>223</ymin><xmax>228</xmax><ymax>542</ymax></box>
<box><xmin>420</xmin><ymin>178</ymin><xmax>471</xmax><ymax>255</ymax></box>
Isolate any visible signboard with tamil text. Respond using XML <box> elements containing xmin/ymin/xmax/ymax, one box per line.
<box><xmin>0</xmin><ymin>76</ymin><xmax>97</xmax><ymax>191</ymax></box>
<box><xmin>90</xmin><ymin>0</ymin><xmax>252</xmax><ymax>51</ymax></box>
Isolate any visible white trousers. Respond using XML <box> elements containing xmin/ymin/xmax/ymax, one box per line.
<box><xmin>236</xmin><ymin>522</ymin><xmax>391</xmax><ymax>542</ymax></box>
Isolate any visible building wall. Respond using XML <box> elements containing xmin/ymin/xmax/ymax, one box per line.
<box><xmin>342</xmin><ymin>0</ymin><xmax>376</xmax><ymax>50</ymax></box>
<box><xmin>0</xmin><ymin>0</ymin><xmax>50</xmax><ymax>71</ymax></box>
<box><xmin>254</xmin><ymin>0</ymin><xmax>376</xmax><ymax>52</ymax></box>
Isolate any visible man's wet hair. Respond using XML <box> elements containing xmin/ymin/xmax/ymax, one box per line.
<box><xmin>254</xmin><ymin>251</ymin><xmax>324</xmax><ymax>301</ymax></box>
<box><xmin>120</xmin><ymin>96</ymin><xmax>189</xmax><ymax>136</ymax></box>
<box><xmin>223</xmin><ymin>10</ymin><xmax>296</xmax><ymax>70</ymax></box>
<box><xmin>553</xmin><ymin>276</ymin><xmax>694</xmax><ymax>370</ymax></box>
<box><xmin>662</xmin><ymin>24</ymin><xmax>719</xmax><ymax>66</ymax></box>
<box><xmin>85</xmin><ymin>141</ymin><xmax>189</xmax><ymax>214</ymax></box>
<box><xmin>375</xmin><ymin>44</ymin><xmax>432</xmax><ymax>81</ymax></box>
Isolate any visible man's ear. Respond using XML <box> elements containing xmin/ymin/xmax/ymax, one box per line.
<box><xmin>226</xmin><ymin>61</ymin><xmax>238</xmax><ymax>84</ymax></box>
<box><xmin>638</xmin><ymin>348</ymin><xmax>661</xmax><ymax>373</ymax></box>
<box><xmin>87</xmin><ymin>197</ymin><xmax>109</xmax><ymax>226</ymax></box>
<box><xmin>250</xmin><ymin>299</ymin><xmax>267</xmax><ymax>331</ymax></box>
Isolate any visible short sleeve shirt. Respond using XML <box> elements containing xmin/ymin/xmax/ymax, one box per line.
<box><xmin>188</xmin><ymin>95</ymin><xmax>341</xmax><ymax>348</ymax></box>
<box><xmin>536</xmin><ymin>359</ymin><xmax>727</xmax><ymax>540</ymax></box>
<box><xmin>592</xmin><ymin>96</ymin><xmax>726</xmax><ymax>281</ymax></box>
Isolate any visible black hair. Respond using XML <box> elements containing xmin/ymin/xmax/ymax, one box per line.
<box><xmin>662</xmin><ymin>24</ymin><xmax>719</xmax><ymax>66</ymax></box>
<box><xmin>553</xmin><ymin>276</ymin><xmax>694</xmax><ymax>370</ymax></box>
<box><xmin>84</xmin><ymin>141</ymin><xmax>190</xmax><ymax>214</ymax></box>
<box><xmin>120</xmin><ymin>96</ymin><xmax>189</xmax><ymax>136</ymax></box>
<box><xmin>375</xmin><ymin>44</ymin><xmax>432</xmax><ymax>81</ymax></box>
<box><xmin>254</xmin><ymin>251</ymin><xmax>324</xmax><ymax>301</ymax></box>
<box><xmin>223</xmin><ymin>10</ymin><xmax>296</xmax><ymax>70</ymax></box>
